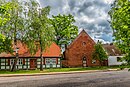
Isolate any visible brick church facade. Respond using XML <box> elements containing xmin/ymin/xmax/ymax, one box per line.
<box><xmin>62</xmin><ymin>30</ymin><xmax>101</xmax><ymax>67</ymax></box>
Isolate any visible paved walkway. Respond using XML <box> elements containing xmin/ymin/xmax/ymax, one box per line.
<box><xmin>0</xmin><ymin>69</ymin><xmax>119</xmax><ymax>77</ymax></box>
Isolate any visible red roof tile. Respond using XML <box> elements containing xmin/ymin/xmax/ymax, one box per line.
<box><xmin>0</xmin><ymin>41</ymin><xmax>61</xmax><ymax>57</ymax></box>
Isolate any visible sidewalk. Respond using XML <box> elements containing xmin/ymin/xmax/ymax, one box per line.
<box><xmin>0</xmin><ymin>69</ymin><xmax>120</xmax><ymax>77</ymax></box>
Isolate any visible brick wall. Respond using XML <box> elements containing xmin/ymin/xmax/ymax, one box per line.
<box><xmin>62</xmin><ymin>30</ymin><xmax>100</xmax><ymax>67</ymax></box>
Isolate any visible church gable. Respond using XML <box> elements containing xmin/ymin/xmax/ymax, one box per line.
<box><xmin>63</xmin><ymin>30</ymin><xmax>100</xmax><ymax>67</ymax></box>
<box><xmin>67</xmin><ymin>30</ymin><xmax>95</xmax><ymax>49</ymax></box>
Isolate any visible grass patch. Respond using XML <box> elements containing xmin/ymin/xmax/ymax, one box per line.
<box><xmin>0</xmin><ymin>69</ymin><xmax>40</xmax><ymax>74</ymax></box>
<box><xmin>0</xmin><ymin>65</ymin><xmax>129</xmax><ymax>74</ymax></box>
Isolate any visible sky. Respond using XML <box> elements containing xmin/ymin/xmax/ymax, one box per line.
<box><xmin>37</xmin><ymin>0</ymin><xmax>114</xmax><ymax>44</ymax></box>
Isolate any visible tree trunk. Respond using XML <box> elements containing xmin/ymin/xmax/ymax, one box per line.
<box><xmin>40</xmin><ymin>39</ymin><xmax>43</xmax><ymax>71</ymax></box>
<box><xmin>11</xmin><ymin>54</ymin><xmax>18</xmax><ymax>72</ymax></box>
<box><xmin>11</xmin><ymin>10</ymin><xmax>19</xmax><ymax>72</ymax></box>
<box><xmin>11</xmin><ymin>40</ymin><xmax>18</xmax><ymax>72</ymax></box>
<box><xmin>99</xmin><ymin>61</ymin><xmax>102</xmax><ymax>66</ymax></box>
<box><xmin>40</xmin><ymin>52</ymin><xmax>43</xmax><ymax>71</ymax></box>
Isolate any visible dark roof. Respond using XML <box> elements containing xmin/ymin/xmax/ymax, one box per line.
<box><xmin>103</xmin><ymin>44</ymin><xmax>122</xmax><ymax>56</ymax></box>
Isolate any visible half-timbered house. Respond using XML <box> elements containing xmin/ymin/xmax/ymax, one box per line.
<box><xmin>0</xmin><ymin>41</ymin><xmax>61</xmax><ymax>70</ymax></box>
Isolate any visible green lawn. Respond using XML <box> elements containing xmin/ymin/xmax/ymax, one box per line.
<box><xmin>0</xmin><ymin>66</ymin><xmax>129</xmax><ymax>74</ymax></box>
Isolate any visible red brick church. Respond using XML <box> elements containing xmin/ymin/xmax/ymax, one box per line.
<box><xmin>62</xmin><ymin>30</ymin><xmax>101</xmax><ymax>67</ymax></box>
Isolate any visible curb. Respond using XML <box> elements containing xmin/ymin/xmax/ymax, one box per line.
<box><xmin>0</xmin><ymin>69</ymin><xmax>120</xmax><ymax>77</ymax></box>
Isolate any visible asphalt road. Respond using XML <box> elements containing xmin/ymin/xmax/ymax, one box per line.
<box><xmin>0</xmin><ymin>69</ymin><xmax>130</xmax><ymax>87</ymax></box>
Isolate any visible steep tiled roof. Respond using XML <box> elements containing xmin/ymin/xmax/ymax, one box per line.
<box><xmin>103</xmin><ymin>44</ymin><xmax>122</xmax><ymax>56</ymax></box>
<box><xmin>0</xmin><ymin>41</ymin><xmax>61</xmax><ymax>57</ymax></box>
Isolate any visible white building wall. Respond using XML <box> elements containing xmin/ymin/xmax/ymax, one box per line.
<box><xmin>108</xmin><ymin>56</ymin><xmax>126</xmax><ymax>66</ymax></box>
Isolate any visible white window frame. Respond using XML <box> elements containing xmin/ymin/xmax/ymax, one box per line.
<box><xmin>45</xmin><ymin>58</ymin><xmax>56</xmax><ymax>65</ymax></box>
<box><xmin>10</xmin><ymin>59</ymin><xmax>23</xmax><ymax>65</ymax></box>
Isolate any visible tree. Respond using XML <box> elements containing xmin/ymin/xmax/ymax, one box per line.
<box><xmin>0</xmin><ymin>34</ymin><xmax>13</xmax><ymax>53</ymax></box>
<box><xmin>0</xmin><ymin>1</ymin><xmax>13</xmax><ymax>54</ymax></box>
<box><xmin>108</xmin><ymin>0</ymin><xmax>130</xmax><ymax>64</ymax></box>
<box><xmin>50</xmin><ymin>14</ymin><xmax>78</xmax><ymax>47</ymax></box>
<box><xmin>0</xmin><ymin>0</ymin><xmax>25</xmax><ymax>71</ymax></box>
<box><xmin>92</xmin><ymin>41</ymin><xmax>108</xmax><ymax>66</ymax></box>
<box><xmin>23</xmin><ymin>1</ymin><xmax>55</xmax><ymax>71</ymax></box>
<box><xmin>0</xmin><ymin>0</ymin><xmax>11</xmax><ymax>26</ymax></box>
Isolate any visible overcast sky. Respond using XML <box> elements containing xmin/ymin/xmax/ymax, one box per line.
<box><xmin>37</xmin><ymin>0</ymin><xmax>114</xmax><ymax>43</ymax></box>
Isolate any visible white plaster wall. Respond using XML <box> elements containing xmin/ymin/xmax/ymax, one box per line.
<box><xmin>53</xmin><ymin>64</ymin><xmax>56</xmax><ymax>68</ymax></box>
<box><xmin>108</xmin><ymin>56</ymin><xmax>126</xmax><ymax>66</ymax></box>
<box><xmin>1</xmin><ymin>66</ymin><xmax>5</xmax><ymax>69</ymax></box>
<box><xmin>57</xmin><ymin>65</ymin><xmax>60</xmax><ymax>68</ymax></box>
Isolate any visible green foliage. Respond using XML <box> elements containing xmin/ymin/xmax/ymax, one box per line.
<box><xmin>92</xmin><ymin>41</ymin><xmax>108</xmax><ymax>65</ymax></box>
<box><xmin>0</xmin><ymin>0</ymin><xmax>25</xmax><ymax>40</ymax></box>
<box><xmin>0</xmin><ymin>1</ymin><xmax>14</xmax><ymax>53</ymax></box>
<box><xmin>0</xmin><ymin>34</ymin><xmax>13</xmax><ymax>53</ymax></box>
<box><xmin>0</xmin><ymin>0</ymin><xmax>11</xmax><ymax>27</ymax></box>
<box><xmin>23</xmin><ymin>1</ymin><xmax>55</xmax><ymax>55</ymax></box>
<box><xmin>0</xmin><ymin>0</ymin><xmax>27</xmax><ymax>71</ymax></box>
<box><xmin>50</xmin><ymin>14</ymin><xmax>78</xmax><ymax>47</ymax></box>
<box><xmin>22</xmin><ymin>1</ymin><xmax>55</xmax><ymax>71</ymax></box>
<box><xmin>108</xmin><ymin>0</ymin><xmax>130</xmax><ymax>64</ymax></box>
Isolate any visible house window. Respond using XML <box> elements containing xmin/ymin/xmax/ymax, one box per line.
<box><xmin>18</xmin><ymin>59</ymin><xmax>23</xmax><ymax>65</ymax></box>
<box><xmin>11</xmin><ymin>59</ymin><xmax>15</xmax><ymax>65</ymax></box>
<box><xmin>92</xmin><ymin>60</ymin><xmax>96</xmax><ymax>64</ymax></box>
<box><xmin>46</xmin><ymin>58</ymin><xmax>50</xmax><ymax>64</ymax></box>
<box><xmin>10</xmin><ymin>59</ymin><xmax>23</xmax><ymax>65</ymax></box>
<box><xmin>45</xmin><ymin>58</ymin><xmax>56</xmax><ymax>65</ymax></box>
<box><xmin>82</xmin><ymin>42</ymin><xmax>86</xmax><ymax>46</ymax></box>
<box><xmin>117</xmin><ymin>57</ymin><xmax>122</xmax><ymax>62</ymax></box>
<box><xmin>52</xmin><ymin>59</ymin><xmax>56</xmax><ymax>64</ymax></box>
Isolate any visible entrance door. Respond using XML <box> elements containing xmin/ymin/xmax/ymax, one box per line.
<box><xmin>30</xmin><ymin>59</ymin><xmax>36</xmax><ymax>69</ymax></box>
<box><xmin>82</xmin><ymin>56</ymin><xmax>87</xmax><ymax>67</ymax></box>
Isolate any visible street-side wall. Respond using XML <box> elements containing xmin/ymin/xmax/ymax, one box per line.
<box><xmin>108</xmin><ymin>56</ymin><xmax>126</xmax><ymax>66</ymax></box>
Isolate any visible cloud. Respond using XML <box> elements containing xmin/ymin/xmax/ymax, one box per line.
<box><xmin>38</xmin><ymin>0</ymin><xmax>114</xmax><ymax>43</ymax></box>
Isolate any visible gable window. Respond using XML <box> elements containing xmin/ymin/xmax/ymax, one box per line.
<box><xmin>82</xmin><ymin>42</ymin><xmax>86</xmax><ymax>46</ymax></box>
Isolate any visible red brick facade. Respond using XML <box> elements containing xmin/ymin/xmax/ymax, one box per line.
<box><xmin>62</xmin><ymin>30</ymin><xmax>100</xmax><ymax>67</ymax></box>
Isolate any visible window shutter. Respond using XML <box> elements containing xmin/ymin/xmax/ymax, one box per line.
<box><xmin>43</xmin><ymin>58</ymin><xmax>45</xmax><ymax>65</ymax></box>
<box><xmin>23</xmin><ymin>59</ymin><xmax>25</xmax><ymax>65</ymax></box>
<box><xmin>56</xmin><ymin>58</ymin><xmax>58</xmax><ymax>64</ymax></box>
<box><xmin>8</xmin><ymin>59</ymin><xmax>10</xmax><ymax>65</ymax></box>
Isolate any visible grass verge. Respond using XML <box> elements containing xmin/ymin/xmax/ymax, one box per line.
<box><xmin>0</xmin><ymin>66</ymin><xmax>129</xmax><ymax>74</ymax></box>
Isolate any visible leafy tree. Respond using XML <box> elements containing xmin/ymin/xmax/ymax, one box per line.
<box><xmin>0</xmin><ymin>0</ymin><xmax>25</xmax><ymax>71</ymax></box>
<box><xmin>0</xmin><ymin>34</ymin><xmax>13</xmax><ymax>53</ymax></box>
<box><xmin>50</xmin><ymin>14</ymin><xmax>78</xmax><ymax>47</ymax></box>
<box><xmin>92</xmin><ymin>41</ymin><xmax>108</xmax><ymax>66</ymax></box>
<box><xmin>0</xmin><ymin>1</ymin><xmax>13</xmax><ymax>53</ymax></box>
<box><xmin>108</xmin><ymin>0</ymin><xmax>130</xmax><ymax>64</ymax></box>
<box><xmin>23</xmin><ymin>1</ymin><xmax>55</xmax><ymax>71</ymax></box>
<box><xmin>0</xmin><ymin>1</ymin><xmax>11</xmax><ymax>26</ymax></box>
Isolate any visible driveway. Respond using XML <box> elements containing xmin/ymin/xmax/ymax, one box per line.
<box><xmin>0</xmin><ymin>69</ymin><xmax>130</xmax><ymax>87</ymax></box>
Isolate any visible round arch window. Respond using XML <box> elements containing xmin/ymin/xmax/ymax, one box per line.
<box><xmin>82</xmin><ymin>42</ymin><xmax>86</xmax><ymax>46</ymax></box>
